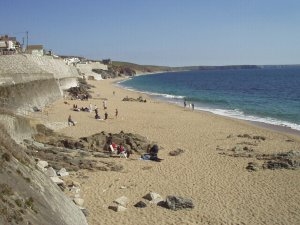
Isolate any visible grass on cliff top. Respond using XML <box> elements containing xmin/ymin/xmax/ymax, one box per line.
<box><xmin>111</xmin><ymin>61</ymin><xmax>172</xmax><ymax>72</ymax></box>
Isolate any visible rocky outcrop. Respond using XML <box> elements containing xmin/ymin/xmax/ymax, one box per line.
<box><xmin>0</xmin><ymin>124</ymin><xmax>88</xmax><ymax>225</ymax></box>
<box><xmin>165</xmin><ymin>196</ymin><xmax>195</xmax><ymax>211</ymax></box>
<box><xmin>218</xmin><ymin>134</ymin><xmax>300</xmax><ymax>171</ymax></box>
<box><xmin>122</xmin><ymin>96</ymin><xmax>147</xmax><ymax>102</ymax></box>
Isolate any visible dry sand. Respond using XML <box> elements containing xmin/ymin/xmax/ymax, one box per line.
<box><xmin>41</xmin><ymin>78</ymin><xmax>300</xmax><ymax>225</ymax></box>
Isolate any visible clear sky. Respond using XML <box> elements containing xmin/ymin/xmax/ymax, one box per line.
<box><xmin>1</xmin><ymin>0</ymin><xmax>299</xmax><ymax>66</ymax></box>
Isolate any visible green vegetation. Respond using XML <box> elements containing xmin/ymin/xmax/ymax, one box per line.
<box><xmin>15</xmin><ymin>199</ymin><xmax>23</xmax><ymax>207</ymax></box>
<box><xmin>0</xmin><ymin>183</ymin><xmax>13</xmax><ymax>197</ymax></box>
<box><xmin>111</xmin><ymin>61</ymin><xmax>172</xmax><ymax>73</ymax></box>
<box><xmin>25</xmin><ymin>197</ymin><xmax>34</xmax><ymax>209</ymax></box>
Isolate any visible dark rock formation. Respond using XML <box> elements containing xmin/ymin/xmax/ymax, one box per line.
<box><xmin>218</xmin><ymin>134</ymin><xmax>300</xmax><ymax>171</ymax></box>
<box><xmin>134</xmin><ymin>201</ymin><xmax>147</xmax><ymax>208</ymax></box>
<box><xmin>258</xmin><ymin>150</ymin><xmax>300</xmax><ymax>170</ymax></box>
<box><xmin>165</xmin><ymin>196</ymin><xmax>194</xmax><ymax>211</ymax></box>
<box><xmin>169</xmin><ymin>148</ymin><xmax>185</xmax><ymax>156</ymax></box>
<box><xmin>122</xmin><ymin>96</ymin><xmax>147</xmax><ymax>102</ymax></box>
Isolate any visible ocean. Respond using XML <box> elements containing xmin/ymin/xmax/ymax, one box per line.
<box><xmin>118</xmin><ymin>67</ymin><xmax>300</xmax><ymax>131</ymax></box>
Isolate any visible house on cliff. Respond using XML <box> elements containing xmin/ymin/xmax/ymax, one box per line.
<box><xmin>26</xmin><ymin>45</ymin><xmax>44</xmax><ymax>56</ymax></box>
<box><xmin>0</xmin><ymin>35</ymin><xmax>21</xmax><ymax>55</ymax></box>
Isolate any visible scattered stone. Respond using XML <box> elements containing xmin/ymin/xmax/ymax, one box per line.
<box><xmin>122</xmin><ymin>96</ymin><xmax>147</xmax><ymax>102</ymax></box>
<box><xmin>253</xmin><ymin>136</ymin><xmax>266</xmax><ymax>141</ymax></box>
<box><xmin>37</xmin><ymin>160</ymin><xmax>48</xmax><ymax>171</ymax></box>
<box><xmin>165</xmin><ymin>196</ymin><xmax>194</xmax><ymax>211</ymax></box>
<box><xmin>246</xmin><ymin>162</ymin><xmax>260</xmax><ymax>171</ymax></box>
<box><xmin>50</xmin><ymin>177</ymin><xmax>64</xmax><ymax>185</ymax></box>
<box><xmin>57</xmin><ymin>168</ymin><xmax>69</xmax><ymax>177</ymax></box>
<box><xmin>169</xmin><ymin>148</ymin><xmax>185</xmax><ymax>156</ymax></box>
<box><xmin>144</xmin><ymin>192</ymin><xmax>163</xmax><ymax>204</ymax></box>
<box><xmin>45</xmin><ymin>167</ymin><xmax>57</xmax><ymax>177</ymax></box>
<box><xmin>237</xmin><ymin>134</ymin><xmax>252</xmax><ymax>139</ymax></box>
<box><xmin>258</xmin><ymin>150</ymin><xmax>300</xmax><ymax>170</ymax></box>
<box><xmin>73</xmin><ymin>198</ymin><xmax>84</xmax><ymax>206</ymax></box>
<box><xmin>134</xmin><ymin>201</ymin><xmax>147</xmax><ymax>208</ymax></box>
<box><xmin>114</xmin><ymin>196</ymin><xmax>129</xmax><ymax>207</ymax></box>
<box><xmin>80</xmin><ymin>207</ymin><xmax>89</xmax><ymax>217</ymax></box>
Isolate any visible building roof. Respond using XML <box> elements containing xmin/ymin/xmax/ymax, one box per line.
<box><xmin>26</xmin><ymin>45</ymin><xmax>43</xmax><ymax>50</ymax></box>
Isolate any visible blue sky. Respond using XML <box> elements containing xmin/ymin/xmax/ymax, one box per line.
<box><xmin>1</xmin><ymin>0</ymin><xmax>299</xmax><ymax>66</ymax></box>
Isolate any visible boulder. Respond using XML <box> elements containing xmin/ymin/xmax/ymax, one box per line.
<box><xmin>134</xmin><ymin>201</ymin><xmax>147</xmax><ymax>208</ymax></box>
<box><xmin>73</xmin><ymin>198</ymin><xmax>84</xmax><ymax>207</ymax></box>
<box><xmin>169</xmin><ymin>148</ymin><xmax>185</xmax><ymax>156</ymax></box>
<box><xmin>165</xmin><ymin>196</ymin><xmax>194</xmax><ymax>211</ymax></box>
<box><xmin>45</xmin><ymin>167</ymin><xmax>57</xmax><ymax>177</ymax></box>
<box><xmin>37</xmin><ymin>160</ymin><xmax>48</xmax><ymax>170</ymax></box>
<box><xmin>50</xmin><ymin>177</ymin><xmax>64</xmax><ymax>185</ymax></box>
<box><xmin>113</xmin><ymin>196</ymin><xmax>129</xmax><ymax>207</ymax></box>
<box><xmin>109</xmin><ymin>205</ymin><xmax>127</xmax><ymax>212</ymax></box>
<box><xmin>144</xmin><ymin>192</ymin><xmax>163</xmax><ymax>204</ymax></box>
<box><xmin>57</xmin><ymin>168</ymin><xmax>69</xmax><ymax>177</ymax></box>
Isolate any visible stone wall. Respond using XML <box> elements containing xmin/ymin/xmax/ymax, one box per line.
<box><xmin>0</xmin><ymin>54</ymin><xmax>80</xmax><ymax>114</ymax></box>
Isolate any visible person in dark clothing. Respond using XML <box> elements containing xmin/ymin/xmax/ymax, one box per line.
<box><xmin>104</xmin><ymin>112</ymin><xmax>108</xmax><ymax>120</ymax></box>
<box><xmin>149</xmin><ymin>144</ymin><xmax>159</xmax><ymax>160</ymax></box>
<box><xmin>68</xmin><ymin>115</ymin><xmax>75</xmax><ymax>126</ymax></box>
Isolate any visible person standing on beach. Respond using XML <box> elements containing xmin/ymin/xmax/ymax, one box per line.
<box><xmin>104</xmin><ymin>111</ymin><xmax>108</xmax><ymax>120</ymax></box>
<box><xmin>68</xmin><ymin>115</ymin><xmax>75</xmax><ymax>126</ymax></box>
<box><xmin>115</xmin><ymin>108</ymin><xmax>118</xmax><ymax>118</ymax></box>
<box><xmin>192</xmin><ymin>103</ymin><xmax>194</xmax><ymax>110</ymax></box>
<box><xmin>184</xmin><ymin>99</ymin><xmax>186</xmax><ymax>108</ymax></box>
<box><xmin>103</xmin><ymin>100</ymin><xmax>107</xmax><ymax>110</ymax></box>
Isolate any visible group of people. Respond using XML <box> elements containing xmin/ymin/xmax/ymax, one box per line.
<box><xmin>183</xmin><ymin>100</ymin><xmax>195</xmax><ymax>110</ymax></box>
<box><xmin>105</xmin><ymin>136</ymin><xmax>160</xmax><ymax>161</ymax></box>
<box><xmin>70</xmin><ymin>100</ymin><xmax>118</xmax><ymax>123</ymax></box>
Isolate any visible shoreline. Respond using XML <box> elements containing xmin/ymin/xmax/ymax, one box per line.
<box><xmin>116</xmin><ymin>76</ymin><xmax>300</xmax><ymax>138</ymax></box>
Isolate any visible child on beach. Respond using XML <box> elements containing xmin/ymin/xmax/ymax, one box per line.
<box><xmin>68</xmin><ymin>115</ymin><xmax>75</xmax><ymax>126</ymax></box>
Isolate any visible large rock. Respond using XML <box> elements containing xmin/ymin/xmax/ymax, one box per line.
<box><xmin>45</xmin><ymin>167</ymin><xmax>57</xmax><ymax>177</ymax></box>
<box><xmin>50</xmin><ymin>176</ymin><xmax>64</xmax><ymax>185</ymax></box>
<box><xmin>144</xmin><ymin>192</ymin><xmax>163</xmax><ymax>204</ymax></box>
<box><xmin>57</xmin><ymin>168</ymin><xmax>69</xmax><ymax>177</ymax></box>
<box><xmin>113</xmin><ymin>196</ymin><xmax>129</xmax><ymax>207</ymax></box>
<box><xmin>37</xmin><ymin>160</ymin><xmax>48</xmax><ymax>170</ymax></box>
<box><xmin>73</xmin><ymin>198</ymin><xmax>84</xmax><ymax>207</ymax></box>
<box><xmin>165</xmin><ymin>196</ymin><xmax>194</xmax><ymax>211</ymax></box>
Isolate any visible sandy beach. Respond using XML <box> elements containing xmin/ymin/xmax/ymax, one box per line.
<box><xmin>41</xmin><ymin>78</ymin><xmax>300</xmax><ymax>225</ymax></box>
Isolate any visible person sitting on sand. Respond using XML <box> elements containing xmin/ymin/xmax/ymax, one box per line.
<box><xmin>95</xmin><ymin>113</ymin><xmax>101</xmax><ymax>120</ymax></box>
<box><xmin>117</xmin><ymin>143</ymin><xmax>130</xmax><ymax>158</ymax></box>
<box><xmin>68</xmin><ymin>115</ymin><xmax>75</xmax><ymax>126</ymax></box>
<box><xmin>141</xmin><ymin>144</ymin><xmax>160</xmax><ymax>161</ymax></box>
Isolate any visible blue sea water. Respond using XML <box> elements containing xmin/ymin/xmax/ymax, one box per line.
<box><xmin>118</xmin><ymin>68</ymin><xmax>300</xmax><ymax>131</ymax></box>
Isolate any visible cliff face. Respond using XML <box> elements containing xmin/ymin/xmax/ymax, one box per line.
<box><xmin>0</xmin><ymin>55</ymin><xmax>88</xmax><ymax>224</ymax></box>
<box><xmin>0</xmin><ymin>122</ymin><xmax>88</xmax><ymax>225</ymax></box>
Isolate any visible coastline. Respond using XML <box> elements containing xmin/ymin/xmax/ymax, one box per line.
<box><xmin>117</xmin><ymin>75</ymin><xmax>300</xmax><ymax>138</ymax></box>
<box><xmin>40</xmin><ymin>78</ymin><xmax>300</xmax><ymax>225</ymax></box>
